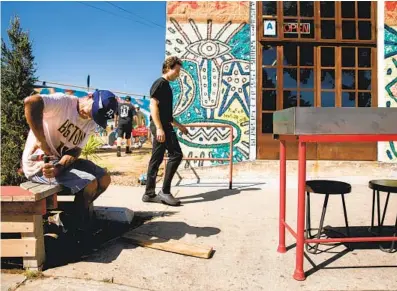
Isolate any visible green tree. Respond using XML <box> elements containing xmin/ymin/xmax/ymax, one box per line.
<box><xmin>1</xmin><ymin>16</ymin><xmax>37</xmax><ymax>185</ymax></box>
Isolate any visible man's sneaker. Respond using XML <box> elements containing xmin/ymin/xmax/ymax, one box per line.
<box><xmin>158</xmin><ymin>190</ymin><xmax>181</xmax><ymax>206</ymax></box>
<box><xmin>142</xmin><ymin>193</ymin><xmax>160</xmax><ymax>203</ymax></box>
<box><xmin>126</xmin><ymin>147</ymin><xmax>132</xmax><ymax>154</ymax></box>
<box><xmin>117</xmin><ymin>146</ymin><xmax>121</xmax><ymax>157</ymax></box>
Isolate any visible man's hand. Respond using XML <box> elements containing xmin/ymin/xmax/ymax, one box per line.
<box><xmin>42</xmin><ymin>163</ymin><xmax>62</xmax><ymax>178</ymax></box>
<box><xmin>156</xmin><ymin>128</ymin><xmax>165</xmax><ymax>143</ymax></box>
<box><xmin>178</xmin><ymin>124</ymin><xmax>189</xmax><ymax>135</ymax></box>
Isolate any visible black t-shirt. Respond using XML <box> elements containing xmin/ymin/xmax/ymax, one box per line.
<box><xmin>150</xmin><ymin>77</ymin><xmax>173</xmax><ymax>128</ymax></box>
<box><xmin>116</xmin><ymin>102</ymin><xmax>136</xmax><ymax>125</ymax></box>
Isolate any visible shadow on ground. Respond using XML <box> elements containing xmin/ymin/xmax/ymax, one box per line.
<box><xmin>285</xmin><ymin>225</ymin><xmax>397</xmax><ymax>278</ymax></box>
<box><xmin>86</xmin><ymin>220</ymin><xmax>221</xmax><ymax>264</ymax></box>
<box><xmin>1</xmin><ymin>209</ymin><xmax>175</xmax><ymax>270</ymax></box>
<box><xmin>177</xmin><ymin>187</ymin><xmax>262</xmax><ymax>204</ymax></box>
<box><xmin>1</xmin><ymin>209</ymin><xmax>221</xmax><ymax>270</ymax></box>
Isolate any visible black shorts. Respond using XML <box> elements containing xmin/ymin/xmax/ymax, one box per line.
<box><xmin>117</xmin><ymin>123</ymin><xmax>132</xmax><ymax>139</ymax></box>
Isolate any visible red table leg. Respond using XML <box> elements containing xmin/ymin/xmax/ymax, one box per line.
<box><xmin>293</xmin><ymin>141</ymin><xmax>306</xmax><ymax>281</ymax></box>
<box><xmin>277</xmin><ymin>140</ymin><xmax>287</xmax><ymax>253</ymax></box>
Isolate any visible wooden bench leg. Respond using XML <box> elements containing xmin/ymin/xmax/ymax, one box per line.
<box><xmin>22</xmin><ymin>215</ymin><xmax>45</xmax><ymax>271</ymax></box>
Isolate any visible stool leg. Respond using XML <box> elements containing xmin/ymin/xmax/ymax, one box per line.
<box><xmin>380</xmin><ymin>192</ymin><xmax>390</xmax><ymax>227</ymax></box>
<box><xmin>341</xmin><ymin>194</ymin><xmax>350</xmax><ymax>237</ymax></box>
<box><xmin>390</xmin><ymin>215</ymin><xmax>397</xmax><ymax>252</ymax></box>
<box><xmin>310</xmin><ymin>194</ymin><xmax>329</xmax><ymax>254</ymax></box>
<box><xmin>380</xmin><ymin>214</ymin><xmax>397</xmax><ymax>253</ymax></box>
<box><xmin>305</xmin><ymin>192</ymin><xmax>312</xmax><ymax>253</ymax></box>
<box><xmin>379</xmin><ymin>192</ymin><xmax>395</xmax><ymax>253</ymax></box>
<box><xmin>370</xmin><ymin>189</ymin><xmax>375</xmax><ymax>232</ymax></box>
<box><xmin>341</xmin><ymin>193</ymin><xmax>352</xmax><ymax>250</ymax></box>
<box><xmin>377</xmin><ymin>190</ymin><xmax>381</xmax><ymax>234</ymax></box>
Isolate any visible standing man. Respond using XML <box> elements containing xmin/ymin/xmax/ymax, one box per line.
<box><xmin>142</xmin><ymin>56</ymin><xmax>188</xmax><ymax>206</ymax></box>
<box><xmin>114</xmin><ymin>96</ymin><xmax>137</xmax><ymax>157</ymax></box>
<box><xmin>135</xmin><ymin>105</ymin><xmax>146</xmax><ymax>127</ymax></box>
<box><xmin>22</xmin><ymin>90</ymin><xmax>118</xmax><ymax>225</ymax></box>
<box><xmin>133</xmin><ymin>105</ymin><xmax>147</xmax><ymax>148</ymax></box>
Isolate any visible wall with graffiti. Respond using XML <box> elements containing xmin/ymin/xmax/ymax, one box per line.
<box><xmin>382</xmin><ymin>2</ymin><xmax>397</xmax><ymax>162</ymax></box>
<box><xmin>166</xmin><ymin>1</ymin><xmax>250</xmax><ymax>167</ymax></box>
<box><xmin>33</xmin><ymin>86</ymin><xmax>151</xmax><ymax>126</ymax></box>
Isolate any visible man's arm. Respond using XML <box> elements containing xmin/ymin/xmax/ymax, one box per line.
<box><xmin>24</xmin><ymin>95</ymin><xmax>52</xmax><ymax>154</ymax></box>
<box><xmin>171</xmin><ymin>118</ymin><xmax>188</xmax><ymax>135</ymax></box>
<box><xmin>59</xmin><ymin>147</ymin><xmax>81</xmax><ymax>168</ymax></box>
<box><xmin>150</xmin><ymin>98</ymin><xmax>162</xmax><ymax>130</ymax></box>
<box><xmin>150</xmin><ymin>98</ymin><xmax>165</xmax><ymax>142</ymax></box>
<box><xmin>42</xmin><ymin>147</ymin><xmax>82</xmax><ymax>178</ymax></box>
<box><xmin>114</xmin><ymin>114</ymin><xmax>119</xmax><ymax>128</ymax></box>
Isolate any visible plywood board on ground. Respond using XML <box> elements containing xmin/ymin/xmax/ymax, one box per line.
<box><xmin>122</xmin><ymin>232</ymin><xmax>213</xmax><ymax>259</ymax></box>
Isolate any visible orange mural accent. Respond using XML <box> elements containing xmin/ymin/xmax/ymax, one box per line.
<box><xmin>167</xmin><ymin>1</ymin><xmax>249</xmax><ymax>23</ymax></box>
<box><xmin>386</xmin><ymin>1</ymin><xmax>397</xmax><ymax>26</ymax></box>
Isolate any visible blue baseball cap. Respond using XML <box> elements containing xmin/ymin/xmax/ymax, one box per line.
<box><xmin>92</xmin><ymin>90</ymin><xmax>118</xmax><ymax>128</ymax></box>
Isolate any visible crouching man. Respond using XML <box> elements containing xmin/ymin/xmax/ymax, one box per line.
<box><xmin>22</xmin><ymin>90</ymin><xmax>118</xmax><ymax>226</ymax></box>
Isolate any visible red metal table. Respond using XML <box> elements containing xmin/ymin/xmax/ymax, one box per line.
<box><xmin>275</xmin><ymin>133</ymin><xmax>397</xmax><ymax>281</ymax></box>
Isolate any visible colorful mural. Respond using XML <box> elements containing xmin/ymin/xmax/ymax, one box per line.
<box><xmin>166</xmin><ymin>1</ymin><xmax>250</xmax><ymax>167</ymax></box>
<box><xmin>33</xmin><ymin>87</ymin><xmax>150</xmax><ymax>125</ymax></box>
<box><xmin>384</xmin><ymin>2</ymin><xmax>397</xmax><ymax>161</ymax></box>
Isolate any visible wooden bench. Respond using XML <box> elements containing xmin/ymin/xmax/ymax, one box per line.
<box><xmin>1</xmin><ymin>182</ymin><xmax>63</xmax><ymax>270</ymax></box>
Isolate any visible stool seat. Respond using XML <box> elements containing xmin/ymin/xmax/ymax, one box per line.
<box><xmin>305</xmin><ymin>179</ymin><xmax>351</xmax><ymax>254</ymax></box>
<box><xmin>369</xmin><ymin>180</ymin><xmax>397</xmax><ymax>193</ymax></box>
<box><xmin>306</xmin><ymin>180</ymin><xmax>351</xmax><ymax>195</ymax></box>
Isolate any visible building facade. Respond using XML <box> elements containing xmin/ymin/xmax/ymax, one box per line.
<box><xmin>166</xmin><ymin>1</ymin><xmax>397</xmax><ymax>165</ymax></box>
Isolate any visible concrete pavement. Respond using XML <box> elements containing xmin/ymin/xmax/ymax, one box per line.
<box><xmin>46</xmin><ymin>178</ymin><xmax>397</xmax><ymax>290</ymax></box>
<box><xmin>1</xmin><ymin>273</ymin><xmax>25</xmax><ymax>291</ymax></box>
<box><xmin>2</xmin><ymin>161</ymin><xmax>397</xmax><ymax>290</ymax></box>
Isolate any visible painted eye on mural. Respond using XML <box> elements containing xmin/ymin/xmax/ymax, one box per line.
<box><xmin>186</xmin><ymin>40</ymin><xmax>231</xmax><ymax>59</ymax></box>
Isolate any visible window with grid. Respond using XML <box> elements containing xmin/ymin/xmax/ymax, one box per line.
<box><xmin>282</xmin><ymin>44</ymin><xmax>315</xmax><ymax>108</ymax></box>
<box><xmin>258</xmin><ymin>1</ymin><xmax>376</xmax><ymax>134</ymax></box>
<box><xmin>341</xmin><ymin>47</ymin><xmax>372</xmax><ymax>107</ymax></box>
<box><xmin>261</xmin><ymin>45</ymin><xmax>277</xmax><ymax>133</ymax></box>
<box><xmin>260</xmin><ymin>1</ymin><xmax>375</xmax><ymax>42</ymax></box>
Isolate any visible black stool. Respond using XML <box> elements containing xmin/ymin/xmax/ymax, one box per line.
<box><xmin>305</xmin><ymin>180</ymin><xmax>352</xmax><ymax>254</ymax></box>
<box><xmin>369</xmin><ymin>179</ymin><xmax>397</xmax><ymax>253</ymax></box>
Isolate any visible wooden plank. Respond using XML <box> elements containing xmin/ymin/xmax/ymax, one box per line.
<box><xmin>122</xmin><ymin>232</ymin><xmax>213</xmax><ymax>259</ymax></box>
<box><xmin>1</xmin><ymin>186</ymin><xmax>34</xmax><ymax>202</ymax></box>
<box><xmin>1</xmin><ymin>201</ymin><xmax>46</xmax><ymax>216</ymax></box>
<box><xmin>22</xmin><ymin>215</ymin><xmax>45</xmax><ymax>269</ymax></box>
<box><xmin>29</xmin><ymin>184</ymin><xmax>61</xmax><ymax>201</ymax></box>
<box><xmin>0</xmin><ymin>195</ymin><xmax>12</xmax><ymax>202</ymax></box>
<box><xmin>1</xmin><ymin>239</ymin><xmax>37</xmax><ymax>257</ymax></box>
<box><xmin>17</xmin><ymin>183</ymin><xmax>61</xmax><ymax>201</ymax></box>
<box><xmin>20</xmin><ymin>181</ymin><xmax>41</xmax><ymax>190</ymax></box>
<box><xmin>1</xmin><ymin>215</ymin><xmax>34</xmax><ymax>233</ymax></box>
<box><xmin>46</xmin><ymin>194</ymin><xmax>58</xmax><ymax>210</ymax></box>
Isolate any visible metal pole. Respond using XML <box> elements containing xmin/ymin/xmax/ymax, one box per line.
<box><xmin>277</xmin><ymin>140</ymin><xmax>287</xmax><ymax>253</ymax></box>
<box><xmin>293</xmin><ymin>141</ymin><xmax>307</xmax><ymax>281</ymax></box>
<box><xmin>36</xmin><ymin>80</ymin><xmax>147</xmax><ymax>98</ymax></box>
<box><xmin>229</xmin><ymin>125</ymin><xmax>233</xmax><ymax>190</ymax></box>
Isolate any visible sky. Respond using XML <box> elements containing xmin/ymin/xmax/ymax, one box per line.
<box><xmin>1</xmin><ymin>1</ymin><xmax>167</xmax><ymax>97</ymax></box>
